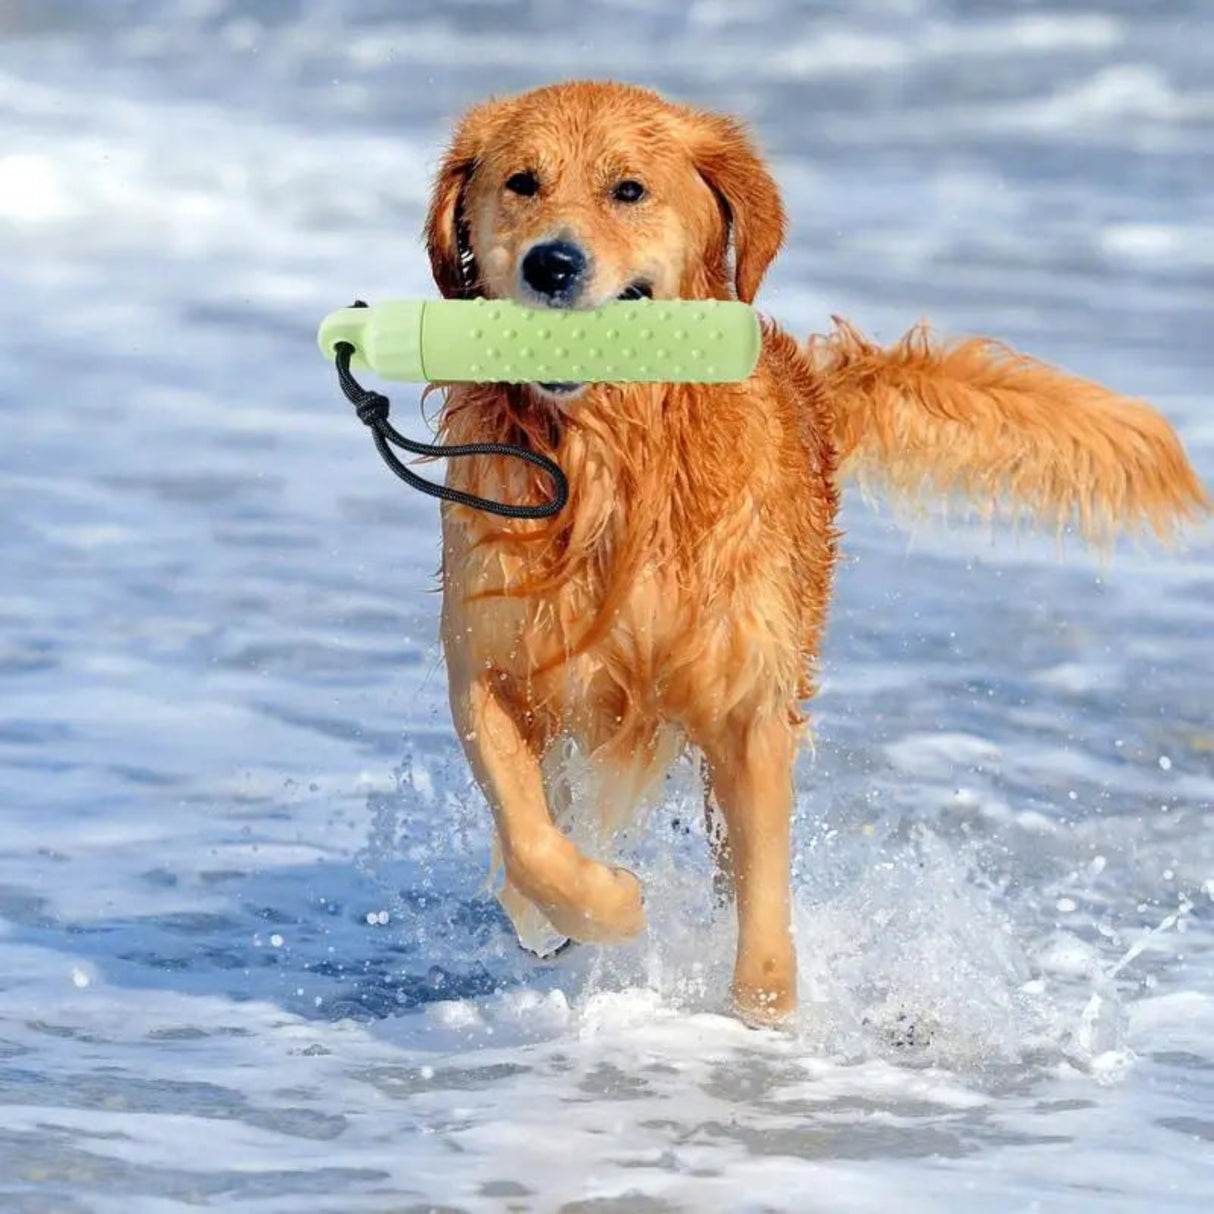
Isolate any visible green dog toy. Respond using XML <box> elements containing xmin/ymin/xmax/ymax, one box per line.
<box><xmin>320</xmin><ymin>298</ymin><xmax>763</xmax><ymax>520</ymax></box>
<box><xmin>318</xmin><ymin>297</ymin><xmax>761</xmax><ymax>384</ymax></box>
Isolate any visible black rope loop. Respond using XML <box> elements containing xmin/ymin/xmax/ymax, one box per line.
<box><xmin>331</xmin><ymin>306</ymin><xmax>568</xmax><ymax>520</ymax></box>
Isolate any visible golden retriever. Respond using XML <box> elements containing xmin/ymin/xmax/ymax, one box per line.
<box><xmin>423</xmin><ymin>80</ymin><xmax>1208</xmax><ymax>1025</ymax></box>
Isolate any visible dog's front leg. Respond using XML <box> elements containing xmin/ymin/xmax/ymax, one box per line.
<box><xmin>703</xmin><ymin>718</ymin><xmax>797</xmax><ymax>1026</ymax></box>
<box><xmin>449</xmin><ymin>673</ymin><xmax>646</xmax><ymax>945</ymax></box>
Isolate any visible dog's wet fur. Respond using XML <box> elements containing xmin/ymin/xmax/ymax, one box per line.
<box><xmin>424</xmin><ymin>81</ymin><xmax>1209</xmax><ymax>1025</ymax></box>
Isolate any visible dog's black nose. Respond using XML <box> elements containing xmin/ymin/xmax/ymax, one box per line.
<box><xmin>522</xmin><ymin>240</ymin><xmax>587</xmax><ymax>300</ymax></box>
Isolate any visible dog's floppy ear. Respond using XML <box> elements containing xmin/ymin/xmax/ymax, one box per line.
<box><xmin>425</xmin><ymin>102</ymin><xmax>505</xmax><ymax>298</ymax></box>
<box><xmin>689</xmin><ymin>113</ymin><xmax>785</xmax><ymax>302</ymax></box>
<box><xmin>425</xmin><ymin>144</ymin><xmax>477</xmax><ymax>298</ymax></box>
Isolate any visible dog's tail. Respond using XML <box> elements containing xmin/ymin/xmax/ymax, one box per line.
<box><xmin>813</xmin><ymin>319</ymin><xmax>1209</xmax><ymax>543</ymax></box>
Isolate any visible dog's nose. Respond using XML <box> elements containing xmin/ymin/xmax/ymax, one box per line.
<box><xmin>522</xmin><ymin>240</ymin><xmax>587</xmax><ymax>300</ymax></box>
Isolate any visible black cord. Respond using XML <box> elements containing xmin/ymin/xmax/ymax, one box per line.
<box><xmin>332</xmin><ymin>313</ymin><xmax>568</xmax><ymax>520</ymax></box>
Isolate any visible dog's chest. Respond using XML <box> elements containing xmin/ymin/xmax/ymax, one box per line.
<box><xmin>443</xmin><ymin>524</ymin><xmax>676</xmax><ymax>681</ymax></box>
<box><xmin>440</xmin><ymin>502</ymin><xmax>806</xmax><ymax>749</ymax></box>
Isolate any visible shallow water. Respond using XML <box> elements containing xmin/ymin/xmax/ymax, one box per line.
<box><xmin>1</xmin><ymin>1</ymin><xmax>1212</xmax><ymax>1210</ymax></box>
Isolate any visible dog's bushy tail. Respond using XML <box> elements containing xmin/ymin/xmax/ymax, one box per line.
<box><xmin>812</xmin><ymin>319</ymin><xmax>1210</xmax><ymax>543</ymax></box>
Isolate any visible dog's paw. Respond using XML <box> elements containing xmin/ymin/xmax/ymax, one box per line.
<box><xmin>731</xmin><ymin>942</ymin><xmax>797</xmax><ymax>1028</ymax></box>
<box><xmin>498</xmin><ymin>878</ymin><xmax>569</xmax><ymax>956</ymax></box>
<box><xmin>521</xmin><ymin>936</ymin><xmax>577</xmax><ymax>961</ymax></box>
<box><xmin>541</xmin><ymin>862</ymin><xmax>645</xmax><ymax>945</ymax></box>
<box><xmin>732</xmin><ymin>982</ymin><xmax>796</xmax><ymax>1030</ymax></box>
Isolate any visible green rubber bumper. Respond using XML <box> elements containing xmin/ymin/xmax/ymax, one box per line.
<box><xmin>317</xmin><ymin>298</ymin><xmax>761</xmax><ymax>384</ymax></box>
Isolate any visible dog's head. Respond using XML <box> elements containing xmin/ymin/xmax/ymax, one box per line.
<box><xmin>425</xmin><ymin>81</ymin><xmax>785</xmax><ymax>399</ymax></box>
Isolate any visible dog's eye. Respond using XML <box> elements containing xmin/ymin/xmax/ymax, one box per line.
<box><xmin>505</xmin><ymin>171</ymin><xmax>539</xmax><ymax>197</ymax></box>
<box><xmin>612</xmin><ymin>179</ymin><xmax>646</xmax><ymax>204</ymax></box>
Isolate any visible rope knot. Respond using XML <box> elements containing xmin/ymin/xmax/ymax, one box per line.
<box><xmin>354</xmin><ymin>391</ymin><xmax>390</xmax><ymax>427</ymax></box>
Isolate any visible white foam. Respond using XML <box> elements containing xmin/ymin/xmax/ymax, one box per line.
<box><xmin>0</xmin><ymin>67</ymin><xmax>431</xmax><ymax>300</ymax></box>
<box><xmin>993</xmin><ymin>64</ymin><xmax>1214</xmax><ymax>132</ymax></box>
<box><xmin>1101</xmin><ymin>222</ymin><xmax>1214</xmax><ymax>268</ymax></box>
<box><xmin>885</xmin><ymin>732</ymin><xmax>1004</xmax><ymax>779</ymax></box>
<box><xmin>771</xmin><ymin>12</ymin><xmax>1124</xmax><ymax>79</ymax></box>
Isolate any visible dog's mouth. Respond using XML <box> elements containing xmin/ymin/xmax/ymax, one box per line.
<box><xmin>615</xmin><ymin>280</ymin><xmax>653</xmax><ymax>302</ymax></box>
<box><xmin>538</xmin><ymin>280</ymin><xmax>652</xmax><ymax>395</ymax></box>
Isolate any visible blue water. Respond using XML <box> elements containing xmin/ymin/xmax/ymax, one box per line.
<box><xmin>1</xmin><ymin>2</ymin><xmax>1212</xmax><ymax>1210</ymax></box>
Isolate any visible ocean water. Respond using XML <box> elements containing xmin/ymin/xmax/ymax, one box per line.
<box><xmin>1</xmin><ymin>1</ymin><xmax>1212</xmax><ymax>1210</ymax></box>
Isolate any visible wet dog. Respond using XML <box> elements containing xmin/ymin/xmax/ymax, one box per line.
<box><xmin>424</xmin><ymin>80</ymin><xmax>1208</xmax><ymax>1025</ymax></box>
